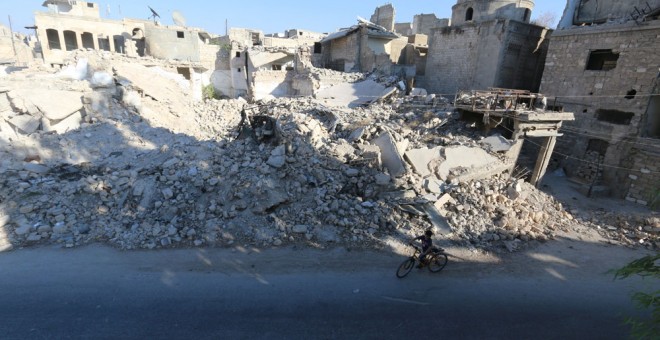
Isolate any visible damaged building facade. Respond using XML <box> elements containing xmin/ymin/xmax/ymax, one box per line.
<box><xmin>540</xmin><ymin>0</ymin><xmax>660</xmax><ymax>208</ymax></box>
<box><xmin>211</xmin><ymin>27</ymin><xmax>330</xmax><ymax>99</ymax></box>
<box><xmin>34</xmin><ymin>0</ymin><xmax>219</xmax><ymax>100</ymax></box>
<box><xmin>421</xmin><ymin>0</ymin><xmax>549</xmax><ymax>95</ymax></box>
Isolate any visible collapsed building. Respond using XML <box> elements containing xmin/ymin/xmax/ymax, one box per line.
<box><xmin>540</xmin><ymin>0</ymin><xmax>660</xmax><ymax>208</ymax></box>
<box><xmin>34</xmin><ymin>0</ymin><xmax>219</xmax><ymax>101</ymax></box>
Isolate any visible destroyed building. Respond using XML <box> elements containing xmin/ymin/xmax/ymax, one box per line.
<box><xmin>0</xmin><ymin>24</ymin><xmax>34</xmax><ymax>68</ymax></box>
<box><xmin>540</xmin><ymin>0</ymin><xmax>660</xmax><ymax>208</ymax></box>
<box><xmin>316</xmin><ymin>19</ymin><xmax>407</xmax><ymax>74</ymax></box>
<box><xmin>421</xmin><ymin>0</ymin><xmax>549</xmax><ymax>96</ymax></box>
<box><xmin>34</xmin><ymin>0</ymin><xmax>219</xmax><ymax>100</ymax></box>
<box><xmin>211</xmin><ymin>27</ymin><xmax>330</xmax><ymax>99</ymax></box>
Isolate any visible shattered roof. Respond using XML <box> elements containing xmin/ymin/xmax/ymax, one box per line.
<box><xmin>320</xmin><ymin>17</ymin><xmax>399</xmax><ymax>43</ymax></box>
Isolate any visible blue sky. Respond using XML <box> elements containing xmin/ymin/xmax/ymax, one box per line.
<box><xmin>0</xmin><ymin>1</ymin><xmax>567</xmax><ymax>35</ymax></box>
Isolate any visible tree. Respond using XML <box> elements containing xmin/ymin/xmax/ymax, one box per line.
<box><xmin>531</xmin><ymin>11</ymin><xmax>559</xmax><ymax>28</ymax></box>
<box><xmin>612</xmin><ymin>254</ymin><xmax>660</xmax><ymax>339</ymax></box>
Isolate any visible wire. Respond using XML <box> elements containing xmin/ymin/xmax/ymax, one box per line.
<box><xmin>558</xmin><ymin>127</ymin><xmax>660</xmax><ymax>148</ymax></box>
<box><xmin>488</xmin><ymin>117</ymin><xmax>660</xmax><ymax>174</ymax></box>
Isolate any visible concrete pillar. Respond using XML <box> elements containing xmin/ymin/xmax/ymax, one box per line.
<box><xmin>506</xmin><ymin>120</ymin><xmax>526</xmax><ymax>174</ymax></box>
<box><xmin>108</xmin><ymin>37</ymin><xmax>115</xmax><ymax>53</ymax></box>
<box><xmin>530</xmin><ymin>136</ymin><xmax>558</xmax><ymax>187</ymax></box>
<box><xmin>75</xmin><ymin>32</ymin><xmax>83</xmax><ymax>50</ymax></box>
<box><xmin>58</xmin><ymin>32</ymin><xmax>66</xmax><ymax>53</ymax></box>
<box><xmin>92</xmin><ymin>33</ymin><xmax>99</xmax><ymax>50</ymax></box>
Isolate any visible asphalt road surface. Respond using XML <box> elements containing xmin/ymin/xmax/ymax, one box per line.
<box><xmin>0</xmin><ymin>239</ymin><xmax>652</xmax><ymax>339</ymax></box>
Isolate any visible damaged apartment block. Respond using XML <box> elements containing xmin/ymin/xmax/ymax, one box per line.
<box><xmin>541</xmin><ymin>0</ymin><xmax>660</xmax><ymax>207</ymax></box>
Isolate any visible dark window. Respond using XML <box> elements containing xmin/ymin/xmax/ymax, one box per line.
<box><xmin>645</xmin><ymin>95</ymin><xmax>660</xmax><ymax>138</ymax></box>
<box><xmin>625</xmin><ymin>89</ymin><xmax>637</xmax><ymax>100</ymax></box>
<box><xmin>252</xmin><ymin>32</ymin><xmax>261</xmax><ymax>46</ymax></box>
<box><xmin>177</xmin><ymin>67</ymin><xmax>191</xmax><ymax>80</ymax></box>
<box><xmin>63</xmin><ymin>30</ymin><xmax>78</xmax><ymax>51</ymax></box>
<box><xmin>272</xmin><ymin>65</ymin><xmax>282</xmax><ymax>71</ymax></box>
<box><xmin>314</xmin><ymin>42</ymin><xmax>322</xmax><ymax>54</ymax></box>
<box><xmin>523</xmin><ymin>9</ymin><xmax>531</xmax><ymax>22</ymax></box>
<box><xmin>466</xmin><ymin>8</ymin><xmax>474</xmax><ymax>21</ymax></box>
<box><xmin>596</xmin><ymin>109</ymin><xmax>634</xmax><ymax>125</ymax></box>
<box><xmin>238</xmin><ymin>68</ymin><xmax>242</xmax><ymax>73</ymax></box>
<box><xmin>177</xmin><ymin>31</ymin><xmax>185</xmax><ymax>39</ymax></box>
<box><xmin>587</xmin><ymin>139</ymin><xmax>609</xmax><ymax>155</ymax></box>
<box><xmin>236</xmin><ymin>51</ymin><xmax>241</xmax><ymax>58</ymax></box>
<box><xmin>81</xmin><ymin>32</ymin><xmax>94</xmax><ymax>49</ymax></box>
<box><xmin>46</xmin><ymin>29</ymin><xmax>61</xmax><ymax>50</ymax></box>
<box><xmin>586</xmin><ymin>50</ymin><xmax>619</xmax><ymax>71</ymax></box>
<box><xmin>87</xmin><ymin>3</ymin><xmax>94</xmax><ymax>8</ymax></box>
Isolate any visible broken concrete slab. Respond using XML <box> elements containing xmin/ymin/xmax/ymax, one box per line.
<box><xmin>315</xmin><ymin>79</ymin><xmax>390</xmax><ymax>108</ymax></box>
<box><xmin>480</xmin><ymin>135</ymin><xmax>513</xmax><ymax>152</ymax></box>
<box><xmin>372</xmin><ymin>131</ymin><xmax>407</xmax><ymax>178</ymax></box>
<box><xmin>8</xmin><ymin>114</ymin><xmax>40</xmax><ymax>134</ymax></box>
<box><xmin>431</xmin><ymin>146</ymin><xmax>504</xmax><ymax>182</ymax></box>
<box><xmin>424</xmin><ymin>177</ymin><xmax>444</xmax><ymax>194</ymax></box>
<box><xmin>42</xmin><ymin>111</ymin><xmax>83</xmax><ymax>134</ymax></box>
<box><xmin>421</xmin><ymin>203</ymin><xmax>453</xmax><ymax>235</ymax></box>
<box><xmin>404</xmin><ymin>146</ymin><xmax>442</xmax><ymax>177</ymax></box>
<box><xmin>9</xmin><ymin>89</ymin><xmax>83</xmax><ymax>121</ymax></box>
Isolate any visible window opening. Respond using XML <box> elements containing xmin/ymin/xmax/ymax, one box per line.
<box><xmin>314</xmin><ymin>42</ymin><xmax>322</xmax><ymax>54</ymax></box>
<box><xmin>272</xmin><ymin>65</ymin><xmax>282</xmax><ymax>71</ymax></box>
<box><xmin>177</xmin><ymin>31</ymin><xmax>185</xmax><ymax>39</ymax></box>
<box><xmin>596</xmin><ymin>109</ymin><xmax>634</xmax><ymax>125</ymax></box>
<box><xmin>466</xmin><ymin>8</ymin><xmax>474</xmax><ymax>21</ymax></box>
<box><xmin>625</xmin><ymin>89</ymin><xmax>637</xmax><ymax>100</ymax></box>
<box><xmin>586</xmin><ymin>50</ymin><xmax>619</xmax><ymax>71</ymax></box>
<box><xmin>46</xmin><ymin>29</ymin><xmax>61</xmax><ymax>50</ymax></box>
<box><xmin>236</xmin><ymin>51</ymin><xmax>241</xmax><ymax>58</ymax></box>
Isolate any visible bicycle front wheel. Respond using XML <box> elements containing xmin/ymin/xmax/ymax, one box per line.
<box><xmin>396</xmin><ymin>258</ymin><xmax>415</xmax><ymax>278</ymax></box>
<box><xmin>428</xmin><ymin>253</ymin><xmax>448</xmax><ymax>273</ymax></box>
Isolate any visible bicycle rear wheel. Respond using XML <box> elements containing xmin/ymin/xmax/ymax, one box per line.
<box><xmin>396</xmin><ymin>258</ymin><xmax>415</xmax><ymax>278</ymax></box>
<box><xmin>428</xmin><ymin>253</ymin><xmax>448</xmax><ymax>273</ymax></box>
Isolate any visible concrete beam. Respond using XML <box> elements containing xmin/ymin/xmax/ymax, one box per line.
<box><xmin>530</xmin><ymin>136</ymin><xmax>557</xmax><ymax>187</ymax></box>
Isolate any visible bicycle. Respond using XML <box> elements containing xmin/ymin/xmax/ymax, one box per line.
<box><xmin>396</xmin><ymin>244</ymin><xmax>448</xmax><ymax>278</ymax></box>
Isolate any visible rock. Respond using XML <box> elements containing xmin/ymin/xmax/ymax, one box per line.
<box><xmin>162</xmin><ymin>188</ymin><xmax>174</xmax><ymax>199</ymax></box>
<box><xmin>267</xmin><ymin>155</ymin><xmax>286</xmax><ymax>168</ymax></box>
<box><xmin>374</xmin><ymin>173</ymin><xmax>391</xmax><ymax>185</ymax></box>
<box><xmin>345</xmin><ymin>168</ymin><xmax>360</xmax><ymax>177</ymax></box>
<box><xmin>162</xmin><ymin>158</ymin><xmax>179</xmax><ymax>169</ymax></box>
<box><xmin>292</xmin><ymin>225</ymin><xmax>308</xmax><ymax>233</ymax></box>
<box><xmin>53</xmin><ymin>222</ymin><xmax>68</xmax><ymax>234</ymax></box>
<box><xmin>15</xmin><ymin>224</ymin><xmax>31</xmax><ymax>236</ymax></box>
<box><xmin>273</xmin><ymin>238</ymin><xmax>283</xmax><ymax>246</ymax></box>
<box><xmin>0</xmin><ymin>215</ymin><xmax>10</xmax><ymax>228</ymax></box>
<box><xmin>19</xmin><ymin>205</ymin><xmax>34</xmax><ymax>214</ymax></box>
<box><xmin>24</xmin><ymin>163</ymin><xmax>49</xmax><ymax>174</ymax></box>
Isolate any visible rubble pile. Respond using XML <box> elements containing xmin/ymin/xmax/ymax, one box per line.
<box><xmin>0</xmin><ymin>51</ymin><xmax>657</xmax><ymax>253</ymax></box>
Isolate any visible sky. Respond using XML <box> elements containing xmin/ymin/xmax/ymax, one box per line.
<box><xmin>0</xmin><ymin>1</ymin><xmax>567</xmax><ymax>35</ymax></box>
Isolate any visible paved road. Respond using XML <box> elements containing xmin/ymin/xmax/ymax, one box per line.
<box><xmin>0</xmin><ymin>241</ymin><xmax>651</xmax><ymax>339</ymax></box>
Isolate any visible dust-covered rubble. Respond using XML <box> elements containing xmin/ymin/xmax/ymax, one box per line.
<box><xmin>0</xmin><ymin>51</ymin><xmax>657</xmax><ymax>253</ymax></box>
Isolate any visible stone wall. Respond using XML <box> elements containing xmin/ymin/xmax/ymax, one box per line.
<box><xmin>540</xmin><ymin>21</ymin><xmax>660</xmax><ymax>204</ymax></box>
<box><xmin>424</xmin><ymin>20</ymin><xmax>549</xmax><ymax>96</ymax></box>
<box><xmin>412</xmin><ymin>14</ymin><xmax>449</xmax><ymax>35</ymax></box>
<box><xmin>624</xmin><ymin>143</ymin><xmax>660</xmax><ymax>208</ymax></box>
<box><xmin>370</xmin><ymin>4</ymin><xmax>396</xmax><ymax>32</ymax></box>
<box><xmin>451</xmin><ymin>0</ymin><xmax>534</xmax><ymax>26</ymax></box>
<box><xmin>144</xmin><ymin>26</ymin><xmax>201</xmax><ymax>62</ymax></box>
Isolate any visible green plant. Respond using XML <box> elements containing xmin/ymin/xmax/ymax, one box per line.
<box><xmin>613</xmin><ymin>254</ymin><xmax>660</xmax><ymax>339</ymax></box>
<box><xmin>202</xmin><ymin>84</ymin><xmax>220</xmax><ymax>100</ymax></box>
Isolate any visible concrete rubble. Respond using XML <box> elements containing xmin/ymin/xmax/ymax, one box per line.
<box><xmin>0</xmin><ymin>50</ymin><xmax>657</xmax><ymax>253</ymax></box>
